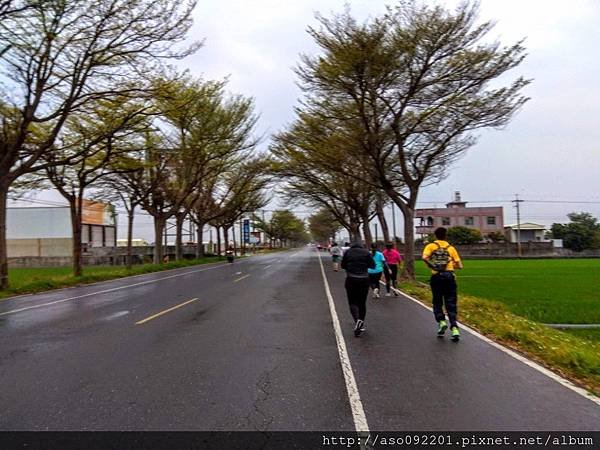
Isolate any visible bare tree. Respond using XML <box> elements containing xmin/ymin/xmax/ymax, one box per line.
<box><xmin>43</xmin><ymin>99</ymin><xmax>150</xmax><ymax>276</ymax></box>
<box><xmin>271</xmin><ymin>112</ymin><xmax>378</xmax><ymax>245</ymax></box>
<box><xmin>293</xmin><ymin>1</ymin><xmax>529</xmax><ymax>277</ymax></box>
<box><xmin>308</xmin><ymin>209</ymin><xmax>342</xmax><ymax>243</ymax></box>
<box><xmin>129</xmin><ymin>74</ymin><xmax>259</xmax><ymax>263</ymax></box>
<box><xmin>94</xmin><ymin>162</ymin><xmax>146</xmax><ymax>270</ymax></box>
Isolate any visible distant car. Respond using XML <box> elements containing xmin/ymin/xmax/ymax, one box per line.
<box><xmin>316</xmin><ymin>243</ymin><xmax>323</xmax><ymax>251</ymax></box>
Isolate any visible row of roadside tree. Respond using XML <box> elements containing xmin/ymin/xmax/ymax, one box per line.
<box><xmin>0</xmin><ymin>0</ymin><xmax>274</xmax><ymax>286</ymax></box>
<box><xmin>271</xmin><ymin>1</ymin><xmax>529</xmax><ymax>278</ymax></box>
<box><xmin>1</xmin><ymin>0</ymin><xmax>531</xmax><ymax>287</ymax></box>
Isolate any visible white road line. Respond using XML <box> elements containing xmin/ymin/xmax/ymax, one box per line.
<box><xmin>317</xmin><ymin>251</ymin><xmax>370</xmax><ymax>433</ymax></box>
<box><xmin>233</xmin><ymin>274</ymin><xmax>250</xmax><ymax>283</ymax></box>
<box><xmin>263</xmin><ymin>265</ymin><xmax>272</xmax><ymax>270</ymax></box>
<box><xmin>0</xmin><ymin>264</ymin><xmax>228</xmax><ymax>318</ymax></box>
<box><xmin>395</xmin><ymin>286</ymin><xmax>600</xmax><ymax>407</ymax></box>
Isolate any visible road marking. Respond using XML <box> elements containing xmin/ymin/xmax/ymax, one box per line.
<box><xmin>0</xmin><ymin>264</ymin><xmax>227</xmax><ymax>318</ymax></box>
<box><xmin>317</xmin><ymin>251</ymin><xmax>370</xmax><ymax>433</ymax></box>
<box><xmin>235</xmin><ymin>271</ymin><xmax>243</xmax><ymax>275</ymax></box>
<box><xmin>263</xmin><ymin>264</ymin><xmax>272</xmax><ymax>270</ymax></box>
<box><xmin>233</xmin><ymin>274</ymin><xmax>250</xmax><ymax>283</ymax></box>
<box><xmin>135</xmin><ymin>298</ymin><xmax>198</xmax><ymax>325</ymax></box>
<box><xmin>396</xmin><ymin>288</ymin><xmax>600</xmax><ymax>407</ymax></box>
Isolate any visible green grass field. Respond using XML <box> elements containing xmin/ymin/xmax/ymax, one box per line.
<box><xmin>0</xmin><ymin>257</ymin><xmax>225</xmax><ymax>300</ymax></box>
<box><xmin>414</xmin><ymin>259</ymin><xmax>600</xmax><ymax>325</ymax></box>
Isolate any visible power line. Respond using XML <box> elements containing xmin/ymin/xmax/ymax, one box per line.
<box><xmin>417</xmin><ymin>199</ymin><xmax>600</xmax><ymax>205</ymax></box>
<box><xmin>523</xmin><ymin>200</ymin><xmax>600</xmax><ymax>204</ymax></box>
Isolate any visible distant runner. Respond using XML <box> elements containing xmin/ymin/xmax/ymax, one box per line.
<box><xmin>382</xmin><ymin>242</ymin><xmax>402</xmax><ymax>296</ymax></box>
<box><xmin>422</xmin><ymin>227</ymin><xmax>463</xmax><ymax>341</ymax></box>
<box><xmin>368</xmin><ymin>243</ymin><xmax>386</xmax><ymax>299</ymax></box>
<box><xmin>341</xmin><ymin>242</ymin><xmax>351</xmax><ymax>255</ymax></box>
<box><xmin>341</xmin><ymin>242</ymin><xmax>375</xmax><ymax>337</ymax></box>
<box><xmin>226</xmin><ymin>245</ymin><xmax>235</xmax><ymax>263</ymax></box>
<box><xmin>331</xmin><ymin>242</ymin><xmax>342</xmax><ymax>271</ymax></box>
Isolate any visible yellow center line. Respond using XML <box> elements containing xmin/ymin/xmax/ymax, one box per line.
<box><xmin>233</xmin><ymin>274</ymin><xmax>250</xmax><ymax>283</ymax></box>
<box><xmin>135</xmin><ymin>298</ymin><xmax>198</xmax><ymax>325</ymax></box>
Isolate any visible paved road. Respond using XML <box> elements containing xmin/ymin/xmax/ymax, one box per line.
<box><xmin>0</xmin><ymin>248</ymin><xmax>599</xmax><ymax>431</ymax></box>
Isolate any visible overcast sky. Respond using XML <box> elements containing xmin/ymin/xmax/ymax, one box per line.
<box><xmin>12</xmin><ymin>0</ymin><xmax>600</xmax><ymax>241</ymax></box>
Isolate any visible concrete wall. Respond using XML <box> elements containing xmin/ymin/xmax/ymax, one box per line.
<box><xmin>7</xmin><ymin>243</ymin><xmax>235</xmax><ymax>268</ymax></box>
<box><xmin>403</xmin><ymin>241</ymin><xmax>600</xmax><ymax>258</ymax></box>
<box><xmin>7</xmin><ymin>238</ymin><xmax>72</xmax><ymax>257</ymax></box>
<box><xmin>9</xmin><ymin>257</ymin><xmax>73</xmax><ymax>268</ymax></box>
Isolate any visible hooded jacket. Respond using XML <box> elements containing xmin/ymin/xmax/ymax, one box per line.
<box><xmin>341</xmin><ymin>244</ymin><xmax>375</xmax><ymax>278</ymax></box>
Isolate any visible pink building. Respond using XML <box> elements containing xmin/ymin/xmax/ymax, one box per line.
<box><xmin>415</xmin><ymin>192</ymin><xmax>503</xmax><ymax>237</ymax></box>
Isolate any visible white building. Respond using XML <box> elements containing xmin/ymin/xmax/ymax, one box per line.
<box><xmin>504</xmin><ymin>223</ymin><xmax>547</xmax><ymax>243</ymax></box>
<box><xmin>7</xmin><ymin>202</ymin><xmax>116</xmax><ymax>258</ymax></box>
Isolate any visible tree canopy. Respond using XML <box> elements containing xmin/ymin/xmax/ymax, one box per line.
<box><xmin>284</xmin><ymin>0</ymin><xmax>529</xmax><ymax>277</ymax></box>
<box><xmin>550</xmin><ymin>212</ymin><xmax>600</xmax><ymax>252</ymax></box>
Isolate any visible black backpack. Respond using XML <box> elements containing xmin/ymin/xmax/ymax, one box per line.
<box><xmin>428</xmin><ymin>242</ymin><xmax>453</xmax><ymax>272</ymax></box>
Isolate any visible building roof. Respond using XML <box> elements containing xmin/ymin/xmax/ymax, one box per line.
<box><xmin>504</xmin><ymin>223</ymin><xmax>546</xmax><ymax>230</ymax></box>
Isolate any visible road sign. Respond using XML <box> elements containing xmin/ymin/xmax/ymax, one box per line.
<box><xmin>243</xmin><ymin>219</ymin><xmax>250</xmax><ymax>243</ymax></box>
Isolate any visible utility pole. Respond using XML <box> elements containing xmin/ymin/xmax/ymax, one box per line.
<box><xmin>375</xmin><ymin>222</ymin><xmax>378</xmax><ymax>243</ymax></box>
<box><xmin>262</xmin><ymin>209</ymin><xmax>266</xmax><ymax>248</ymax></box>
<box><xmin>512</xmin><ymin>194</ymin><xmax>524</xmax><ymax>257</ymax></box>
<box><xmin>240</xmin><ymin>217</ymin><xmax>241</xmax><ymax>255</ymax></box>
<box><xmin>112</xmin><ymin>207</ymin><xmax>118</xmax><ymax>266</ymax></box>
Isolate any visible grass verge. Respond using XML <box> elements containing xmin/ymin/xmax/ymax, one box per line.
<box><xmin>1</xmin><ymin>256</ymin><xmax>225</xmax><ymax>301</ymax></box>
<box><xmin>398</xmin><ymin>280</ymin><xmax>600</xmax><ymax>397</ymax></box>
<box><xmin>414</xmin><ymin>259</ymin><xmax>600</xmax><ymax>324</ymax></box>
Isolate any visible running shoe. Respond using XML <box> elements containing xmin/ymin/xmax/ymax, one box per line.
<box><xmin>393</xmin><ymin>290</ymin><xmax>399</xmax><ymax>297</ymax></box>
<box><xmin>451</xmin><ymin>326</ymin><xmax>460</xmax><ymax>342</ymax></box>
<box><xmin>437</xmin><ymin>320</ymin><xmax>448</xmax><ymax>338</ymax></box>
<box><xmin>354</xmin><ymin>320</ymin><xmax>365</xmax><ymax>337</ymax></box>
<box><xmin>385</xmin><ymin>292</ymin><xmax>391</xmax><ymax>297</ymax></box>
<box><xmin>374</xmin><ymin>288</ymin><xmax>380</xmax><ymax>298</ymax></box>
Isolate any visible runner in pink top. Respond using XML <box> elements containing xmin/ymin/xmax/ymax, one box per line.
<box><xmin>383</xmin><ymin>243</ymin><xmax>403</xmax><ymax>296</ymax></box>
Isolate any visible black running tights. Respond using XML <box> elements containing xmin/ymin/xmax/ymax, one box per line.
<box><xmin>345</xmin><ymin>277</ymin><xmax>369</xmax><ymax>322</ymax></box>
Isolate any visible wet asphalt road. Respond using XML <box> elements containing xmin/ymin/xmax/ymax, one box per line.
<box><xmin>0</xmin><ymin>248</ymin><xmax>599</xmax><ymax>431</ymax></box>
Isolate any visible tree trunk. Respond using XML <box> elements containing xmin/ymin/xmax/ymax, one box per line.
<box><xmin>0</xmin><ymin>185</ymin><xmax>9</xmax><ymax>289</ymax></box>
<box><xmin>376</xmin><ymin>199</ymin><xmax>390</xmax><ymax>243</ymax></box>
<box><xmin>153</xmin><ymin>216</ymin><xmax>165</xmax><ymax>264</ymax></box>
<box><xmin>195</xmin><ymin>222</ymin><xmax>205</xmax><ymax>259</ymax></box>
<box><xmin>127</xmin><ymin>207</ymin><xmax>135</xmax><ymax>270</ymax></box>
<box><xmin>348</xmin><ymin>224</ymin><xmax>360</xmax><ymax>243</ymax></box>
<box><xmin>399</xmin><ymin>201</ymin><xmax>416</xmax><ymax>279</ymax></box>
<box><xmin>216</xmin><ymin>226</ymin><xmax>222</xmax><ymax>256</ymax></box>
<box><xmin>69</xmin><ymin>197</ymin><xmax>83</xmax><ymax>277</ymax></box>
<box><xmin>223</xmin><ymin>226</ymin><xmax>229</xmax><ymax>252</ymax></box>
<box><xmin>175</xmin><ymin>212</ymin><xmax>185</xmax><ymax>261</ymax></box>
<box><xmin>383</xmin><ymin>186</ymin><xmax>417</xmax><ymax>280</ymax></box>
<box><xmin>362</xmin><ymin>218</ymin><xmax>373</xmax><ymax>248</ymax></box>
<box><xmin>231</xmin><ymin>223</ymin><xmax>237</xmax><ymax>255</ymax></box>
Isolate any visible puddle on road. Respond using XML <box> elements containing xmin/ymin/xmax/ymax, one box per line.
<box><xmin>101</xmin><ymin>310</ymin><xmax>130</xmax><ymax>321</ymax></box>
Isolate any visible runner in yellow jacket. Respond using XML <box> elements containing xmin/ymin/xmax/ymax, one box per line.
<box><xmin>422</xmin><ymin>227</ymin><xmax>463</xmax><ymax>341</ymax></box>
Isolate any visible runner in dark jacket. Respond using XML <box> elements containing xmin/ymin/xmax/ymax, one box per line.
<box><xmin>341</xmin><ymin>242</ymin><xmax>375</xmax><ymax>337</ymax></box>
